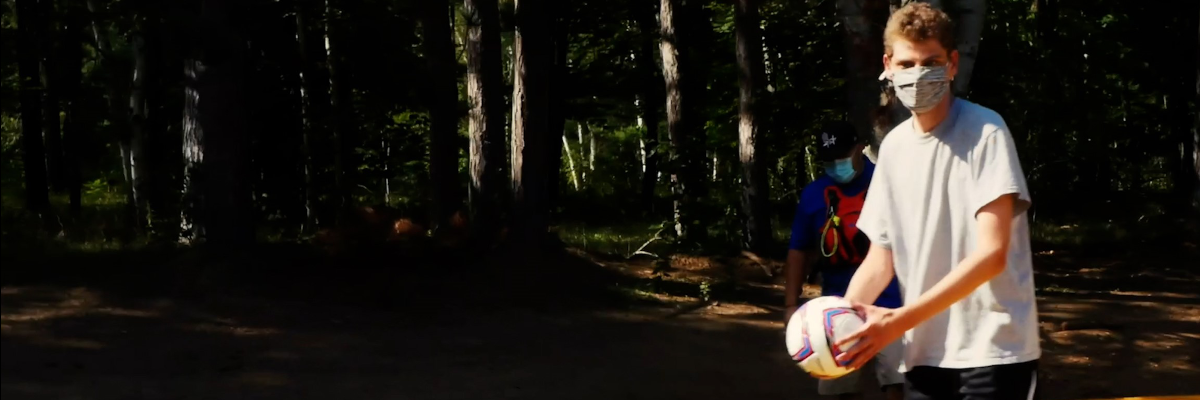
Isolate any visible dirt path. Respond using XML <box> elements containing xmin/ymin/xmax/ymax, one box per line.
<box><xmin>2</xmin><ymin>248</ymin><xmax>1198</xmax><ymax>400</ymax></box>
<box><xmin>1</xmin><ymin>286</ymin><xmax>827</xmax><ymax>400</ymax></box>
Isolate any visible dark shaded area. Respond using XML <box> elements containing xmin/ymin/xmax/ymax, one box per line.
<box><xmin>2</xmin><ymin>243</ymin><xmax>1199</xmax><ymax>399</ymax></box>
<box><xmin>1</xmin><ymin>0</ymin><xmax>1199</xmax><ymax>398</ymax></box>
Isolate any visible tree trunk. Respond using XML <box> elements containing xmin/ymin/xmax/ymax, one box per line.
<box><xmin>1029</xmin><ymin>0</ymin><xmax>1068</xmax><ymax>204</ymax></box>
<box><xmin>711</xmin><ymin>151</ymin><xmax>718</xmax><ymax>182</ymax></box>
<box><xmin>588</xmin><ymin>124</ymin><xmax>596</xmax><ymax>173</ymax></box>
<box><xmin>464</xmin><ymin>0</ymin><xmax>508</xmax><ymax>246</ymax></box>
<box><xmin>17</xmin><ymin>0</ymin><xmax>50</xmax><ymax>213</ymax></box>
<box><xmin>129</xmin><ymin>34</ymin><xmax>150</xmax><ymax>230</ymax></box>
<box><xmin>659</xmin><ymin>0</ymin><xmax>708</xmax><ymax>243</ymax></box>
<box><xmin>545</xmin><ymin>3</ymin><xmax>568</xmax><ymax>216</ymax></box>
<box><xmin>42</xmin><ymin>55</ymin><xmax>65</xmax><ymax>195</ymax></box>
<box><xmin>949</xmin><ymin>0</ymin><xmax>985</xmax><ymax>96</ymax></box>
<box><xmin>660</xmin><ymin>0</ymin><xmax>684</xmax><ymax>237</ymax></box>
<box><xmin>181</xmin><ymin>56</ymin><xmax>204</xmax><ymax>244</ymax></box>
<box><xmin>562</xmin><ymin>135</ymin><xmax>579</xmax><ymax>190</ymax></box>
<box><xmin>836</xmin><ymin>0</ymin><xmax>890</xmax><ymax>156</ymax></box>
<box><xmin>61</xmin><ymin>0</ymin><xmax>85</xmax><ymax>217</ymax></box>
<box><xmin>180</xmin><ymin>0</ymin><xmax>254</xmax><ymax>247</ymax></box>
<box><xmin>383</xmin><ymin>137</ymin><xmax>392</xmax><ymax>203</ymax></box>
<box><xmin>423</xmin><ymin>0</ymin><xmax>462</xmax><ymax>234</ymax></box>
<box><xmin>294</xmin><ymin>0</ymin><xmax>330</xmax><ymax>231</ymax></box>
<box><xmin>87</xmin><ymin>0</ymin><xmax>138</xmax><ymax>228</ymax></box>
<box><xmin>636</xmin><ymin>1</ymin><xmax>663</xmax><ymax>215</ymax></box>
<box><xmin>734</xmin><ymin>0</ymin><xmax>772</xmax><ymax>254</ymax></box>
<box><xmin>576</xmin><ymin>123</ymin><xmax>587</xmax><ymax>185</ymax></box>
<box><xmin>510</xmin><ymin>0</ymin><xmax>551</xmax><ymax>251</ymax></box>
<box><xmin>40</xmin><ymin>0</ymin><xmax>64</xmax><ymax>193</ymax></box>
<box><xmin>141</xmin><ymin>4</ymin><xmax>172</xmax><ymax>232</ymax></box>
<box><xmin>1192</xmin><ymin>6</ymin><xmax>1199</xmax><ymax>202</ymax></box>
<box><xmin>326</xmin><ymin>0</ymin><xmax>353</xmax><ymax>223</ymax></box>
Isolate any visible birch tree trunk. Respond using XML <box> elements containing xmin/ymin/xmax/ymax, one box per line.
<box><xmin>563</xmin><ymin>135</ymin><xmax>579</xmax><ymax>190</ymax></box>
<box><xmin>635</xmin><ymin>1</ymin><xmax>663</xmax><ymax>214</ymax></box>
<box><xmin>576</xmin><ymin>123</ymin><xmax>587</xmax><ymax>185</ymax></box>
<box><xmin>294</xmin><ymin>0</ymin><xmax>330</xmax><ymax>231</ymax></box>
<box><xmin>180</xmin><ymin>58</ymin><xmax>204</xmax><ymax>244</ymax></box>
<box><xmin>588</xmin><ymin>124</ymin><xmax>596</xmax><ymax>173</ymax></box>
<box><xmin>464</xmin><ymin>0</ymin><xmax>508</xmax><ymax>246</ymax></box>
<box><xmin>735</xmin><ymin>0</ymin><xmax>772</xmax><ymax>253</ymax></box>
<box><xmin>659</xmin><ymin>0</ymin><xmax>709</xmax><ymax>243</ymax></box>
<box><xmin>510</xmin><ymin>0</ymin><xmax>552</xmax><ymax>251</ymax></box>
<box><xmin>180</xmin><ymin>0</ymin><xmax>253</xmax><ymax>247</ymax></box>
<box><xmin>129</xmin><ymin>34</ymin><xmax>149</xmax><ymax>229</ymax></box>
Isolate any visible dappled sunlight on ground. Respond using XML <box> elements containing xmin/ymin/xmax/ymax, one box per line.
<box><xmin>1</xmin><ymin>246</ymin><xmax>1198</xmax><ymax>399</ymax></box>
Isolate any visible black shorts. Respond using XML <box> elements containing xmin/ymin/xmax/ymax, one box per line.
<box><xmin>904</xmin><ymin>360</ymin><xmax>1040</xmax><ymax>400</ymax></box>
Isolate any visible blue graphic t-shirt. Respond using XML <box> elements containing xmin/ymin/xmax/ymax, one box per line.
<box><xmin>788</xmin><ymin>160</ymin><xmax>903</xmax><ymax>308</ymax></box>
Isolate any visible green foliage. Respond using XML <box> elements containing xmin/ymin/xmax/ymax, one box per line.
<box><xmin>1</xmin><ymin>0</ymin><xmax>1195</xmax><ymax>257</ymax></box>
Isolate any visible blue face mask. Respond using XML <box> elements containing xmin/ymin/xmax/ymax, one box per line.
<box><xmin>824</xmin><ymin>157</ymin><xmax>857</xmax><ymax>184</ymax></box>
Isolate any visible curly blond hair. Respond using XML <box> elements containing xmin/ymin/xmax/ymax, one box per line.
<box><xmin>883</xmin><ymin>2</ymin><xmax>956</xmax><ymax>56</ymax></box>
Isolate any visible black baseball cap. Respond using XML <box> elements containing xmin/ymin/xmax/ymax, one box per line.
<box><xmin>815</xmin><ymin>120</ymin><xmax>862</xmax><ymax>162</ymax></box>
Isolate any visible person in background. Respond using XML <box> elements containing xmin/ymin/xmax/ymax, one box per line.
<box><xmin>785</xmin><ymin>120</ymin><xmax>904</xmax><ymax>400</ymax></box>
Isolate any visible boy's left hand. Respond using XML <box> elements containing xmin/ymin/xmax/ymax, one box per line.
<box><xmin>835</xmin><ymin>302</ymin><xmax>908</xmax><ymax>370</ymax></box>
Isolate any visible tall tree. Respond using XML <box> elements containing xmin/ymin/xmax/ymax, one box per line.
<box><xmin>836</xmin><ymin>0</ymin><xmax>890</xmax><ymax>156</ymax></box>
<box><xmin>510</xmin><ymin>0</ymin><xmax>551</xmax><ymax>251</ymax></box>
<box><xmin>326</xmin><ymin>0</ymin><xmax>354</xmax><ymax>222</ymax></box>
<box><xmin>17</xmin><ymin>0</ymin><xmax>50</xmax><ymax>213</ymax></box>
<box><xmin>464</xmin><ymin>0</ymin><xmax>507</xmax><ymax>246</ymax></box>
<box><xmin>295</xmin><ymin>0</ymin><xmax>333</xmax><ymax>231</ymax></box>
<box><xmin>181</xmin><ymin>57</ymin><xmax>203</xmax><ymax>243</ymax></box>
<box><xmin>86</xmin><ymin>0</ymin><xmax>140</xmax><ymax>229</ymax></box>
<box><xmin>1192</xmin><ymin>5</ymin><xmax>1200</xmax><ymax>201</ymax></box>
<box><xmin>659</xmin><ymin>0</ymin><xmax>708</xmax><ymax>243</ymax></box>
<box><xmin>734</xmin><ymin>0</ymin><xmax>771</xmax><ymax>253</ymax></box>
<box><xmin>545</xmin><ymin>0</ymin><xmax>569</xmax><ymax>217</ymax></box>
<box><xmin>129</xmin><ymin>32</ymin><xmax>150</xmax><ymax>230</ymax></box>
<box><xmin>949</xmin><ymin>0</ymin><xmax>985</xmax><ymax>96</ymax></box>
<box><xmin>635</xmin><ymin>1</ymin><xmax>663</xmax><ymax>214</ymax></box>
<box><xmin>180</xmin><ymin>0</ymin><xmax>254</xmax><ymax>247</ymax></box>
<box><xmin>139</xmin><ymin>1</ymin><xmax>172</xmax><ymax>231</ymax></box>
<box><xmin>1165</xmin><ymin>5</ymin><xmax>1199</xmax><ymax>204</ymax></box>
<box><xmin>40</xmin><ymin>0</ymin><xmax>65</xmax><ymax>192</ymax></box>
<box><xmin>61</xmin><ymin>0</ymin><xmax>86</xmax><ymax>216</ymax></box>
<box><xmin>423</xmin><ymin>0</ymin><xmax>462</xmax><ymax>235</ymax></box>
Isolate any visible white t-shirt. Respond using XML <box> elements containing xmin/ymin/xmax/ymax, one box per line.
<box><xmin>857</xmin><ymin>97</ymin><xmax>1042</xmax><ymax>372</ymax></box>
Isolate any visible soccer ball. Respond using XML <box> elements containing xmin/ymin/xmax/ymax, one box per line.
<box><xmin>785</xmin><ymin>296</ymin><xmax>865</xmax><ymax>379</ymax></box>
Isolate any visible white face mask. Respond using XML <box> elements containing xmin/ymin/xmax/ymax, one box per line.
<box><xmin>888</xmin><ymin>66</ymin><xmax>951</xmax><ymax>113</ymax></box>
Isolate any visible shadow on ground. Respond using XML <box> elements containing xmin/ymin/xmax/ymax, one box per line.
<box><xmin>2</xmin><ymin>240</ymin><xmax>1198</xmax><ymax>399</ymax></box>
<box><xmin>0</xmin><ymin>243</ymin><xmax>830</xmax><ymax>400</ymax></box>
<box><xmin>1026</xmin><ymin>243</ymin><xmax>1200</xmax><ymax>400</ymax></box>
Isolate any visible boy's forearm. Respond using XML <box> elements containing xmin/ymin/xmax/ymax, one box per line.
<box><xmin>784</xmin><ymin>250</ymin><xmax>808</xmax><ymax>307</ymax></box>
<box><xmin>843</xmin><ymin>244</ymin><xmax>894</xmax><ymax>305</ymax></box>
<box><xmin>896</xmin><ymin>247</ymin><xmax>1007</xmax><ymax>330</ymax></box>
<box><xmin>895</xmin><ymin>194</ymin><xmax>1016</xmax><ymax>331</ymax></box>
